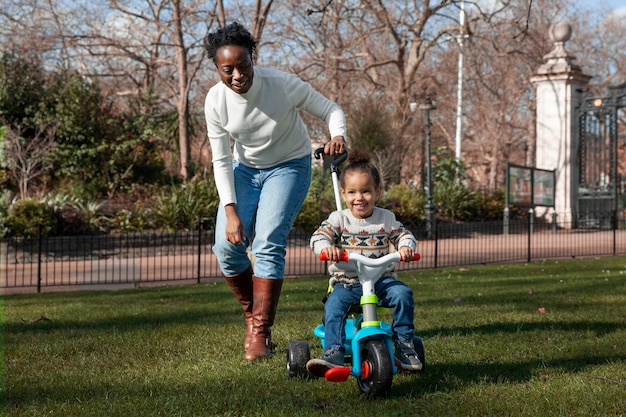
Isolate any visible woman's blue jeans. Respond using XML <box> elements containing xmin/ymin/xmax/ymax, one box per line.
<box><xmin>212</xmin><ymin>155</ymin><xmax>311</xmax><ymax>279</ymax></box>
<box><xmin>323</xmin><ymin>277</ymin><xmax>415</xmax><ymax>350</ymax></box>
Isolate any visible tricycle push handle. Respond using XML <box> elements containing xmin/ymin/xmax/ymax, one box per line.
<box><xmin>314</xmin><ymin>146</ymin><xmax>348</xmax><ymax>174</ymax></box>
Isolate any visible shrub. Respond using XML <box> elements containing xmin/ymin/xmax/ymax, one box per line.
<box><xmin>42</xmin><ymin>191</ymin><xmax>109</xmax><ymax>235</ymax></box>
<box><xmin>294</xmin><ymin>165</ymin><xmax>338</xmax><ymax>231</ymax></box>
<box><xmin>380</xmin><ymin>184</ymin><xmax>425</xmax><ymax>225</ymax></box>
<box><xmin>475</xmin><ymin>188</ymin><xmax>508</xmax><ymax>220</ymax></box>
<box><xmin>112</xmin><ymin>209</ymin><xmax>149</xmax><ymax>233</ymax></box>
<box><xmin>68</xmin><ymin>198</ymin><xmax>109</xmax><ymax>233</ymax></box>
<box><xmin>0</xmin><ymin>189</ymin><xmax>16</xmax><ymax>237</ymax></box>
<box><xmin>294</xmin><ymin>196</ymin><xmax>324</xmax><ymax>234</ymax></box>
<box><xmin>6</xmin><ymin>198</ymin><xmax>55</xmax><ymax>237</ymax></box>
<box><xmin>151</xmin><ymin>175</ymin><xmax>219</xmax><ymax>231</ymax></box>
<box><xmin>433</xmin><ymin>180</ymin><xmax>480</xmax><ymax>221</ymax></box>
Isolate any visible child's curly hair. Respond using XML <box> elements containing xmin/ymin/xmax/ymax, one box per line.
<box><xmin>340</xmin><ymin>148</ymin><xmax>382</xmax><ymax>190</ymax></box>
<box><xmin>204</xmin><ymin>22</ymin><xmax>257</xmax><ymax>65</ymax></box>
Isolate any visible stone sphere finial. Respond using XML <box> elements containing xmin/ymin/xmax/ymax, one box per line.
<box><xmin>549</xmin><ymin>22</ymin><xmax>572</xmax><ymax>43</ymax></box>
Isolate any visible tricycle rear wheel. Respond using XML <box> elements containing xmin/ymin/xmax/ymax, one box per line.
<box><xmin>286</xmin><ymin>341</ymin><xmax>310</xmax><ymax>378</ymax></box>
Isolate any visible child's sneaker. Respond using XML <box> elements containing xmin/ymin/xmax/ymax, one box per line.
<box><xmin>394</xmin><ymin>339</ymin><xmax>423</xmax><ymax>371</ymax></box>
<box><xmin>306</xmin><ymin>348</ymin><xmax>344</xmax><ymax>377</ymax></box>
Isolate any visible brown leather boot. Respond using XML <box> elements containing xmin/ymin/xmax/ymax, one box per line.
<box><xmin>223</xmin><ymin>266</ymin><xmax>254</xmax><ymax>350</ymax></box>
<box><xmin>244</xmin><ymin>276</ymin><xmax>283</xmax><ymax>361</ymax></box>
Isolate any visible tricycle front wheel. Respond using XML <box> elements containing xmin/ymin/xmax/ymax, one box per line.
<box><xmin>413</xmin><ymin>335</ymin><xmax>426</xmax><ymax>372</ymax></box>
<box><xmin>356</xmin><ymin>339</ymin><xmax>393</xmax><ymax>397</ymax></box>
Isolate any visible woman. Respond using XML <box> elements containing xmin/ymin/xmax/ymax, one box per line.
<box><xmin>204</xmin><ymin>22</ymin><xmax>346</xmax><ymax>360</ymax></box>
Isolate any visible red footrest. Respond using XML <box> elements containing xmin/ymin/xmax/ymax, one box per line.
<box><xmin>325</xmin><ymin>366</ymin><xmax>351</xmax><ymax>382</ymax></box>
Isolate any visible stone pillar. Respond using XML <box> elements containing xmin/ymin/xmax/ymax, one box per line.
<box><xmin>530</xmin><ymin>22</ymin><xmax>591</xmax><ymax>226</ymax></box>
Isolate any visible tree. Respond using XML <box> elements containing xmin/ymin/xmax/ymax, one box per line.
<box><xmin>0</xmin><ymin>53</ymin><xmax>45</xmax><ymax>129</ymax></box>
<box><xmin>272</xmin><ymin>0</ymin><xmax>514</xmax><ymax>188</ymax></box>
<box><xmin>249</xmin><ymin>0</ymin><xmax>275</xmax><ymax>63</ymax></box>
<box><xmin>2</xmin><ymin>0</ymin><xmax>625</xmax><ymax>201</ymax></box>
<box><xmin>1</xmin><ymin>125</ymin><xmax>56</xmax><ymax>198</ymax></box>
<box><xmin>77</xmin><ymin>0</ymin><xmax>275</xmax><ymax>180</ymax></box>
<box><xmin>0</xmin><ymin>54</ymin><xmax>55</xmax><ymax>197</ymax></box>
<box><xmin>77</xmin><ymin>0</ymin><xmax>214</xmax><ymax>180</ymax></box>
<box><xmin>347</xmin><ymin>96</ymin><xmax>401</xmax><ymax>188</ymax></box>
<box><xmin>0</xmin><ymin>0</ymin><xmax>217</xmax><ymax>180</ymax></box>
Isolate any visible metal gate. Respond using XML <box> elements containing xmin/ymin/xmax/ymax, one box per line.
<box><xmin>577</xmin><ymin>82</ymin><xmax>626</xmax><ymax>228</ymax></box>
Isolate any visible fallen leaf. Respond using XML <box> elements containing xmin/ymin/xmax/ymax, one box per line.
<box><xmin>23</xmin><ymin>316</ymin><xmax>51</xmax><ymax>323</ymax></box>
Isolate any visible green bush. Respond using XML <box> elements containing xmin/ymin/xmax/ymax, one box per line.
<box><xmin>378</xmin><ymin>182</ymin><xmax>507</xmax><ymax>224</ymax></box>
<box><xmin>294</xmin><ymin>195</ymin><xmax>325</xmax><ymax>234</ymax></box>
<box><xmin>475</xmin><ymin>188</ymin><xmax>507</xmax><ymax>220</ymax></box>
<box><xmin>151</xmin><ymin>175</ymin><xmax>219</xmax><ymax>231</ymax></box>
<box><xmin>433</xmin><ymin>180</ymin><xmax>481</xmax><ymax>221</ymax></box>
<box><xmin>6</xmin><ymin>198</ymin><xmax>55</xmax><ymax>237</ymax></box>
<box><xmin>112</xmin><ymin>209</ymin><xmax>149</xmax><ymax>233</ymax></box>
<box><xmin>0</xmin><ymin>189</ymin><xmax>16</xmax><ymax>237</ymax></box>
<box><xmin>294</xmin><ymin>165</ymin><xmax>339</xmax><ymax>231</ymax></box>
<box><xmin>68</xmin><ymin>198</ymin><xmax>108</xmax><ymax>233</ymax></box>
<box><xmin>380</xmin><ymin>184</ymin><xmax>425</xmax><ymax>225</ymax></box>
<box><xmin>42</xmin><ymin>190</ymin><xmax>110</xmax><ymax>235</ymax></box>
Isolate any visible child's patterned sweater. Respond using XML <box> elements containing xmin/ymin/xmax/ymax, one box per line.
<box><xmin>310</xmin><ymin>207</ymin><xmax>417</xmax><ymax>287</ymax></box>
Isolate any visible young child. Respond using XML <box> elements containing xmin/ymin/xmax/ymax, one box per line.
<box><xmin>306</xmin><ymin>149</ymin><xmax>423</xmax><ymax>377</ymax></box>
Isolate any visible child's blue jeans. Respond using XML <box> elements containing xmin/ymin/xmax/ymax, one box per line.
<box><xmin>323</xmin><ymin>276</ymin><xmax>416</xmax><ymax>350</ymax></box>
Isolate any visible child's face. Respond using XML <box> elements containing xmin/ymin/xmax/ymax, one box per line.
<box><xmin>340</xmin><ymin>171</ymin><xmax>379</xmax><ymax>219</ymax></box>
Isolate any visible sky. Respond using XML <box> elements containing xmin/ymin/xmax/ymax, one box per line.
<box><xmin>578</xmin><ymin>0</ymin><xmax>626</xmax><ymax>15</ymax></box>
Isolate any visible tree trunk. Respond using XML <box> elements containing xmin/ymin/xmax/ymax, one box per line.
<box><xmin>173</xmin><ymin>0</ymin><xmax>191</xmax><ymax>180</ymax></box>
<box><xmin>251</xmin><ymin>1</ymin><xmax>273</xmax><ymax>62</ymax></box>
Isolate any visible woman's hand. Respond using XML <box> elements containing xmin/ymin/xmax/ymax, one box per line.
<box><xmin>224</xmin><ymin>204</ymin><xmax>246</xmax><ymax>246</ymax></box>
<box><xmin>324</xmin><ymin>136</ymin><xmax>346</xmax><ymax>156</ymax></box>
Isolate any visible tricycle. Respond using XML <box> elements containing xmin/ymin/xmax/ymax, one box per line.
<box><xmin>286</xmin><ymin>251</ymin><xmax>424</xmax><ymax>396</ymax></box>
<box><xmin>286</xmin><ymin>148</ymin><xmax>425</xmax><ymax>397</ymax></box>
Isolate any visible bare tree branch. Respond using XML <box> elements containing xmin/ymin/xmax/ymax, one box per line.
<box><xmin>2</xmin><ymin>125</ymin><xmax>57</xmax><ymax>198</ymax></box>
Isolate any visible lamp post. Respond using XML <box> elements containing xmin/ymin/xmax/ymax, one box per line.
<box><xmin>410</xmin><ymin>97</ymin><xmax>436</xmax><ymax>239</ymax></box>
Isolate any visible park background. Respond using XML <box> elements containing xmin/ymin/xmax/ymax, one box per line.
<box><xmin>2</xmin><ymin>0</ymin><xmax>626</xmax><ymax>241</ymax></box>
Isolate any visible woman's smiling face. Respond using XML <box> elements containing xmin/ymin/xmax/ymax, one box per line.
<box><xmin>215</xmin><ymin>45</ymin><xmax>254</xmax><ymax>94</ymax></box>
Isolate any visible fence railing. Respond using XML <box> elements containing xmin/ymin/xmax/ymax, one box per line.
<box><xmin>2</xmin><ymin>211</ymin><xmax>625</xmax><ymax>293</ymax></box>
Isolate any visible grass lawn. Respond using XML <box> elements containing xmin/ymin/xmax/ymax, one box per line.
<box><xmin>2</xmin><ymin>256</ymin><xmax>626</xmax><ymax>416</ymax></box>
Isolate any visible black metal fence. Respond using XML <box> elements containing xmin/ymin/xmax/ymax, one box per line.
<box><xmin>3</xmin><ymin>211</ymin><xmax>625</xmax><ymax>294</ymax></box>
